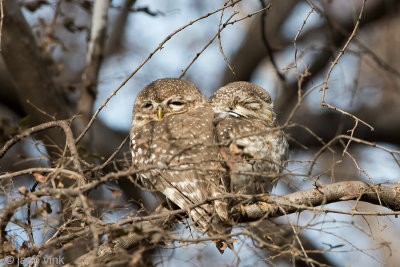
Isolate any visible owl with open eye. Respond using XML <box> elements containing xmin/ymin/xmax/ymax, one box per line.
<box><xmin>210</xmin><ymin>81</ymin><xmax>288</xmax><ymax>194</ymax></box>
<box><xmin>130</xmin><ymin>78</ymin><xmax>230</xmax><ymax>252</ymax></box>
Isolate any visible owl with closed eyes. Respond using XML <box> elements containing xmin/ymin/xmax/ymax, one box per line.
<box><xmin>130</xmin><ymin>78</ymin><xmax>229</xmax><ymax>252</ymax></box>
<box><xmin>210</xmin><ymin>81</ymin><xmax>288</xmax><ymax>194</ymax></box>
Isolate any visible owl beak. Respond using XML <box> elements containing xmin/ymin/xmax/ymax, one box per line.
<box><xmin>157</xmin><ymin>106</ymin><xmax>164</xmax><ymax>120</ymax></box>
<box><xmin>268</xmin><ymin>111</ymin><xmax>274</xmax><ymax>121</ymax></box>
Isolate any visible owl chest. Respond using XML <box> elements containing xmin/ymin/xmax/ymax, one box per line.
<box><xmin>130</xmin><ymin>115</ymin><xmax>211</xmax><ymax>169</ymax></box>
<box><xmin>131</xmin><ymin>127</ymin><xmax>176</xmax><ymax>168</ymax></box>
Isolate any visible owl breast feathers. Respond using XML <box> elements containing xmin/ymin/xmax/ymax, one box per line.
<box><xmin>209</xmin><ymin>81</ymin><xmax>288</xmax><ymax>194</ymax></box>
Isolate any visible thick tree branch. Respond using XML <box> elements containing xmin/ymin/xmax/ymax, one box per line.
<box><xmin>77</xmin><ymin>0</ymin><xmax>110</xmax><ymax>127</ymax></box>
<box><xmin>236</xmin><ymin>181</ymin><xmax>400</xmax><ymax>222</ymax></box>
<box><xmin>1</xmin><ymin>0</ymin><xmax>71</xmax><ymax>158</ymax></box>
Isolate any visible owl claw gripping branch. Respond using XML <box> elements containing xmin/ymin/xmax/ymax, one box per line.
<box><xmin>130</xmin><ymin>78</ymin><xmax>288</xmax><ymax>254</ymax></box>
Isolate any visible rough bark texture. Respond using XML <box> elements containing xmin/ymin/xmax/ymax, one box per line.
<box><xmin>236</xmin><ymin>181</ymin><xmax>400</xmax><ymax>222</ymax></box>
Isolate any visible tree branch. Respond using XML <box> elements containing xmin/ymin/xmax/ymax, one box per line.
<box><xmin>1</xmin><ymin>0</ymin><xmax>71</xmax><ymax>158</ymax></box>
<box><xmin>236</xmin><ymin>181</ymin><xmax>400</xmax><ymax>222</ymax></box>
<box><xmin>77</xmin><ymin>0</ymin><xmax>110</xmax><ymax>126</ymax></box>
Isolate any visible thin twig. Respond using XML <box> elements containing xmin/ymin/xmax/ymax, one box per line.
<box><xmin>322</xmin><ymin>102</ymin><xmax>374</xmax><ymax>131</ymax></box>
<box><xmin>320</xmin><ymin>0</ymin><xmax>366</xmax><ymax>105</ymax></box>
<box><xmin>0</xmin><ymin>167</ymin><xmax>83</xmax><ymax>181</ymax></box>
<box><xmin>217</xmin><ymin>1</ymin><xmax>235</xmax><ymax>76</ymax></box>
<box><xmin>0</xmin><ymin>120</ymin><xmax>65</xmax><ymax>159</ymax></box>
<box><xmin>0</xmin><ymin>119</ymin><xmax>85</xmax><ymax>183</ymax></box>
<box><xmin>93</xmin><ymin>134</ymin><xmax>130</xmax><ymax>171</ymax></box>
<box><xmin>259</xmin><ymin>0</ymin><xmax>284</xmax><ymax>81</ymax></box>
<box><xmin>0</xmin><ymin>0</ymin><xmax>4</xmax><ymax>52</ymax></box>
<box><xmin>290</xmin><ymin>7</ymin><xmax>314</xmax><ymax>70</ymax></box>
<box><xmin>342</xmin><ymin>119</ymin><xmax>358</xmax><ymax>156</ymax></box>
<box><xmin>26</xmin><ymin>99</ymin><xmax>57</xmax><ymax>120</ymax></box>
<box><xmin>179</xmin><ymin>12</ymin><xmax>238</xmax><ymax>78</ymax></box>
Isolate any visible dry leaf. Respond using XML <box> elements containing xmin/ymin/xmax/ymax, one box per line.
<box><xmin>18</xmin><ymin>186</ymin><xmax>27</xmax><ymax>195</ymax></box>
<box><xmin>106</xmin><ymin>186</ymin><xmax>122</xmax><ymax>198</ymax></box>
<box><xmin>41</xmin><ymin>202</ymin><xmax>52</xmax><ymax>214</ymax></box>
<box><xmin>33</xmin><ymin>173</ymin><xmax>47</xmax><ymax>183</ymax></box>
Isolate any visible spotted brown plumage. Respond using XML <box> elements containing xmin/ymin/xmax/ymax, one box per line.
<box><xmin>130</xmin><ymin>78</ymin><xmax>229</xmax><ymax>252</ymax></box>
<box><xmin>210</xmin><ymin>81</ymin><xmax>288</xmax><ymax>194</ymax></box>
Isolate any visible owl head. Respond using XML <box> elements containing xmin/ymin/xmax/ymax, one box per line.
<box><xmin>132</xmin><ymin>78</ymin><xmax>207</xmax><ymax>127</ymax></box>
<box><xmin>210</xmin><ymin>81</ymin><xmax>276</xmax><ymax>124</ymax></box>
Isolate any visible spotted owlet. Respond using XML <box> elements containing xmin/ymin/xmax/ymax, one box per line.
<box><xmin>210</xmin><ymin>81</ymin><xmax>288</xmax><ymax>194</ymax></box>
<box><xmin>130</xmin><ymin>78</ymin><xmax>229</xmax><ymax>249</ymax></box>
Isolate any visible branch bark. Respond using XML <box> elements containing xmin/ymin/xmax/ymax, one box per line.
<box><xmin>236</xmin><ymin>181</ymin><xmax>400</xmax><ymax>222</ymax></box>
<box><xmin>77</xmin><ymin>0</ymin><xmax>110</xmax><ymax>127</ymax></box>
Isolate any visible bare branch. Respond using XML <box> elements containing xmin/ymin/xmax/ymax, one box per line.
<box><xmin>236</xmin><ymin>181</ymin><xmax>400</xmax><ymax>222</ymax></box>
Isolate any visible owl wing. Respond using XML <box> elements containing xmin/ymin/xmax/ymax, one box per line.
<box><xmin>215</xmin><ymin>116</ymin><xmax>288</xmax><ymax>194</ymax></box>
<box><xmin>166</xmin><ymin>106</ymin><xmax>228</xmax><ymax>223</ymax></box>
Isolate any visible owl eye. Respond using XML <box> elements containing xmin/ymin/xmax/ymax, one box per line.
<box><xmin>243</xmin><ymin>101</ymin><xmax>262</xmax><ymax>110</ymax></box>
<box><xmin>168</xmin><ymin>100</ymin><xmax>186</xmax><ymax>110</ymax></box>
<box><xmin>142</xmin><ymin>102</ymin><xmax>153</xmax><ymax>109</ymax></box>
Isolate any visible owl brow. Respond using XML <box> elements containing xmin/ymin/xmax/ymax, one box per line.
<box><xmin>242</xmin><ymin>97</ymin><xmax>257</xmax><ymax>103</ymax></box>
<box><xmin>164</xmin><ymin>95</ymin><xmax>184</xmax><ymax>103</ymax></box>
<box><xmin>142</xmin><ymin>100</ymin><xmax>153</xmax><ymax>107</ymax></box>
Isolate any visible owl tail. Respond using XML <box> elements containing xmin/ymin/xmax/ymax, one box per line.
<box><xmin>190</xmin><ymin>207</ymin><xmax>234</xmax><ymax>254</ymax></box>
<box><xmin>214</xmin><ymin>237</ymin><xmax>236</xmax><ymax>254</ymax></box>
<box><xmin>211</xmin><ymin>212</ymin><xmax>235</xmax><ymax>254</ymax></box>
<box><xmin>207</xmin><ymin>223</ymin><xmax>235</xmax><ymax>254</ymax></box>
